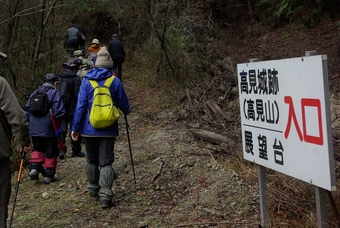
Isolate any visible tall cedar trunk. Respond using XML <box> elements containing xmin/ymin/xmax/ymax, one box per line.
<box><xmin>248</xmin><ymin>0</ymin><xmax>254</xmax><ymax>22</ymax></box>
<box><xmin>4</xmin><ymin>0</ymin><xmax>20</xmax><ymax>55</ymax></box>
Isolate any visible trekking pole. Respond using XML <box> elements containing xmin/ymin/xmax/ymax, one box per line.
<box><xmin>9</xmin><ymin>149</ymin><xmax>26</xmax><ymax>228</ymax></box>
<box><xmin>124</xmin><ymin>113</ymin><xmax>136</xmax><ymax>184</ymax></box>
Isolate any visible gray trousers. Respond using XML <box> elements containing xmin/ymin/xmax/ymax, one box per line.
<box><xmin>83</xmin><ymin>137</ymin><xmax>115</xmax><ymax>167</ymax></box>
<box><xmin>83</xmin><ymin>137</ymin><xmax>116</xmax><ymax>200</ymax></box>
<box><xmin>0</xmin><ymin>158</ymin><xmax>11</xmax><ymax>228</ymax></box>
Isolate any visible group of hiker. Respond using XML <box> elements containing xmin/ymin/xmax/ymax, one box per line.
<box><xmin>0</xmin><ymin>23</ymin><xmax>131</xmax><ymax>227</ymax></box>
<box><xmin>65</xmin><ymin>21</ymin><xmax>126</xmax><ymax>82</ymax></box>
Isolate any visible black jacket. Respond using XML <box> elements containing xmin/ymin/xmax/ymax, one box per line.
<box><xmin>56</xmin><ymin>69</ymin><xmax>81</xmax><ymax>115</ymax></box>
<box><xmin>108</xmin><ymin>39</ymin><xmax>126</xmax><ymax>60</ymax></box>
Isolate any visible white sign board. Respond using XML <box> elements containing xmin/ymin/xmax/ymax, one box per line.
<box><xmin>237</xmin><ymin>55</ymin><xmax>336</xmax><ymax>191</ymax></box>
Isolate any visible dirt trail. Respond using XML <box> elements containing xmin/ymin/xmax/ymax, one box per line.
<box><xmin>8</xmin><ymin>80</ymin><xmax>261</xmax><ymax>228</ymax></box>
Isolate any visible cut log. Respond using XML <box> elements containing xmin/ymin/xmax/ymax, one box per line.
<box><xmin>190</xmin><ymin>129</ymin><xmax>229</xmax><ymax>145</ymax></box>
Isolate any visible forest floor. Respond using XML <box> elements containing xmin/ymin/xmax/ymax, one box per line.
<box><xmin>8</xmin><ymin>17</ymin><xmax>340</xmax><ymax>228</ymax></box>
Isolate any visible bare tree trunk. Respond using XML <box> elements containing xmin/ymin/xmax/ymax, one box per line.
<box><xmin>4</xmin><ymin>0</ymin><xmax>21</xmax><ymax>54</ymax></box>
<box><xmin>146</xmin><ymin>0</ymin><xmax>176</xmax><ymax>77</ymax></box>
<box><xmin>248</xmin><ymin>0</ymin><xmax>255</xmax><ymax>22</ymax></box>
<box><xmin>33</xmin><ymin>1</ymin><xmax>57</xmax><ymax>69</ymax></box>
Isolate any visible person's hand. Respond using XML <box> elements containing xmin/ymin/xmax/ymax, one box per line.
<box><xmin>21</xmin><ymin>144</ymin><xmax>32</xmax><ymax>153</ymax></box>
<box><xmin>71</xmin><ymin>131</ymin><xmax>79</xmax><ymax>141</ymax></box>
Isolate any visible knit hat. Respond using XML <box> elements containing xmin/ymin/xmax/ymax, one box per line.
<box><xmin>44</xmin><ymin>73</ymin><xmax>59</xmax><ymax>83</ymax></box>
<box><xmin>74</xmin><ymin>50</ymin><xmax>83</xmax><ymax>56</ymax></box>
<box><xmin>91</xmin><ymin>39</ymin><xmax>99</xmax><ymax>44</ymax></box>
<box><xmin>95</xmin><ymin>47</ymin><xmax>113</xmax><ymax>69</ymax></box>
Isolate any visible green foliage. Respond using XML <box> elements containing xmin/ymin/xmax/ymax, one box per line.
<box><xmin>64</xmin><ymin>0</ymin><xmax>93</xmax><ymax>13</ymax></box>
<box><xmin>256</xmin><ymin>0</ymin><xmax>305</xmax><ymax>22</ymax></box>
<box><xmin>274</xmin><ymin>0</ymin><xmax>304</xmax><ymax>21</ymax></box>
<box><xmin>256</xmin><ymin>0</ymin><xmax>340</xmax><ymax>24</ymax></box>
<box><xmin>141</xmin><ymin>0</ymin><xmax>209</xmax><ymax>83</ymax></box>
<box><xmin>17</xmin><ymin>212</ymin><xmax>39</xmax><ymax>222</ymax></box>
<box><xmin>310</xmin><ymin>0</ymin><xmax>340</xmax><ymax>22</ymax></box>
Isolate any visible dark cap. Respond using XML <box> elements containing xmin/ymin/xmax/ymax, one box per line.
<box><xmin>44</xmin><ymin>73</ymin><xmax>59</xmax><ymax>83</ymax></box>
<box><xmin>63</xmin><ymin>57</ymin><xmax>81</xmax><ymax>70</ymax></box>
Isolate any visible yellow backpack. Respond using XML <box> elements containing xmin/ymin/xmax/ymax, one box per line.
<box><xmin>89</xmin><ymin>76</ymin><xmax>120</xmax><ymax>128</ymax></box>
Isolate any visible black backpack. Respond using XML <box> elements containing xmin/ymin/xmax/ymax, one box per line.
<box><xmin>58</xmin><ymin>78</ymin><xmax>71</xmax><ymax>106</ymax></box>
<box><xmin>29</xmin><ymin>88</ymin><xmax>51</xmax><ymax>117</ymax></box>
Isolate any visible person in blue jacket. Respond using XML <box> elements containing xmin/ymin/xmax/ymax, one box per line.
<box><xmin>24</xmin><ymin>74</ymin><xmax>65</xmax><ymax>184</ymax></box>
<box><xmin>71</xmin><ymin>47</ymin><xmax>130</xmax><ymax>209</ymax></box>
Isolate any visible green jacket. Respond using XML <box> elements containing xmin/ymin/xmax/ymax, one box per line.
<box><xmin>0</xmin><ymin>76</ymin><xmax>31</xmax><ymax>159</ymax></box>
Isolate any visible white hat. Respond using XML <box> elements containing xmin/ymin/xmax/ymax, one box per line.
<box><xmin>0</xmin><ymin>52</ymin><xmax>7</xmax><ymax>58</ymax></box>
<box><xmin>95</xmin><ymin>47</ymin><xmax>113</xmax><ymax>69</ymax></box>
<box><xmin>92</xmin><ymin>39</ymin><xmax>99</xmax><ymax>44</ymax></box>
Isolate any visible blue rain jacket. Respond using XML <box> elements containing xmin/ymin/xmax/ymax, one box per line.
<box><xmin>24</xmin><ymin>83</ymin><xmax>65</xmax><ymax>137</ymax></box>
<box><xmin>72</xmin><ymin>68</ymin><xmax>130</xmax><ymax>136</ymax></box>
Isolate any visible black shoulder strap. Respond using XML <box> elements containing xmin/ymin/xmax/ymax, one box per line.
<box><xmin>36</xmin><ymin>86</ymin><xmax>52</xmax><ymax>94</ymax></box>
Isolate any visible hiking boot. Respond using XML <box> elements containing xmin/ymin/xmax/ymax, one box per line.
<box><xmin>90</xmin><ymin>193</ymin><xmax>99</xmax><ymax>201</ymax></box>
<box><xmin>44</xmin><ymin>174</ymin><xmax>59</xmax><ymax>184</ymax></box>
<box><xmin>29</xmin><ymin>169</ymin><xmax>39</xmax><ymax>180</ymax></box>
<box><xmin>44</xmin><ymin>177</ymin><xmax>52</xmax><ymax>184</ymax></box>
<box><xmin>100</xmin><ymin>200</ymin><xmax>111</xmax><ymax>209</ymax></box>
<box><xmin>72</xmin><ymin>152</ymin><xmax>85</xmax><ymax>158</ymax></box>
<box><xmin>53</xmin><ymin>174</ymin><xmax>59</xmax><ymax>182</ymax></box>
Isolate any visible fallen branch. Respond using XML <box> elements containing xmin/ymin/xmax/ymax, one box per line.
<box><xmin>219</xmin><ymin>85</ymin><xmax>233</xmax><ymax>103</ymax></box>
<box><xmin>186</xmin><ymin>89</ymin><xmax>200</xmax><ymax>121</ymax></box>
<box><xmin>207</xmin><ymin>150</ymin><xmax>219</xmax><ymax>166</ymax></box>
<box><xmin>330</xmin><ymin>73</ymin><xmax>340</xmax><ymax>82</ymax></box>
<box><xmin>179</xmin><ymin>94</ymin><xmax>187</xmax><ymax>103</ymax></box>
<box><xmin>151</xmin><ymin>161</ymin><xmax>165</xmax><ymax>183</ymax></box>
<box><xmin>207</xmin><ymin>102</ymin><xmax>223</xmax><ymax>122</ymax></box>
<box><xmin>201</xmin><ymin>75</ymin><xmax>218</xmax><ymax>102</ymax></box>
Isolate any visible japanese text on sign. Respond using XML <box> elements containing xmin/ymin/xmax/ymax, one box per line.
<box><xmin>237</xmin><ymin>55</ymin><xmax>335</xmax><ymax>191</ymax></box>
